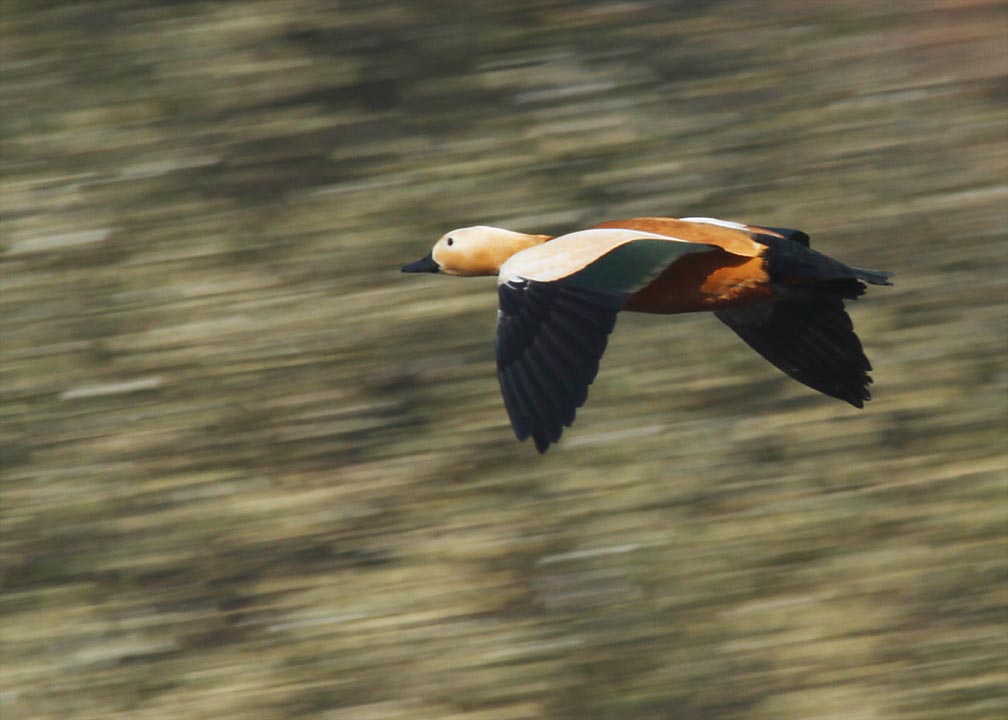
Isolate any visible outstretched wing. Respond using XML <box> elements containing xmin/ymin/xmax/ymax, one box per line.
<box><xmin>496</xmin><ymin>232</ymin><xmax>717</xmax><ymax>453</ymax></box>
<box><xmin>497</xmin><ymin>281</ymin><xmax>626</xmax><ymax>453</ymax></box>
<box><xmin>714</xmin><ymin>298</ymin><xmax>874</xmax><ymax>407</ymax></box>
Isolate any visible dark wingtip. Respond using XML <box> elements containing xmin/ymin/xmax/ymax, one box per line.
<box><xmin>846</xmin><ymin>395</ymin><xmax>867</xmax><ymax>409</ymax></box>
<box><xmin>401</xmin><ymin>252</ymin><xmax>439</xmax><ymax>273</ymax></box>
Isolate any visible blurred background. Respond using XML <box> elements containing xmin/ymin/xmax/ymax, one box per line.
<box><xmin>2</xmin><ymin>1</ymin><xmax>1006</xmax><ymax>719</ymax></box>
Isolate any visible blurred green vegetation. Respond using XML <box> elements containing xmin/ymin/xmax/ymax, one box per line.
<box><xmin>2</xmin><ymin>1</ymin><xmax>1006</xmax><ymax>719</ymax></box>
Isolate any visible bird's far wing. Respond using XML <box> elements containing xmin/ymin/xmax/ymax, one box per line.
<box><xmin>592</xmin><ymin>217</ymin><xmax>764</xmax><ymax>257</ymax></box>
<box><xmin>714</xmin><ymin>299</ymin><xmax>873</xmax><ymax>407</ymax></box>
<box><xmin>496</xmin><ymin>234</ymin><xmax>716</xmax><ymax>453</ymax></box>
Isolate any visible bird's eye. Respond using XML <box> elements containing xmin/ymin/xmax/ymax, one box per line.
<box><xmin>446</xmin><ymin>237</ymin><xmax>454</xmax><ymax>246</ymax></box>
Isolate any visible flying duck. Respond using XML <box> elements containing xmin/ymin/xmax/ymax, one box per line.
<box><xmin>402</xmin><ymin>216</ymin><xmax>892</xmax><ymax>453</ymax></box>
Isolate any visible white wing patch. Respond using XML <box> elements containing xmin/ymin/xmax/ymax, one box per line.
<box><xmin>679</xmin><ymin>217</ymin><xmax>751</xmax><ymax>231</ymax></box>
<box><xmin>499</xmin><ymin>228</ymin><xmax>693</xmax><ymax>284</ymax></box>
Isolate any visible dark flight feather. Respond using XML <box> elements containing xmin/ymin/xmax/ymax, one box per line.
<box><xmin>496</xmin><ymin>280</ymin><xmax>626</xmax><ymax>453</ymax></box>
<box><xmin>715</xmin><ymin>298</ymin><xmax>874</xmax><ymax>407</ymax></box>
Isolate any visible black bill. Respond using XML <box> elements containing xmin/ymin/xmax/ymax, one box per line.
<box><xmin>401</xmin><ymin>252</ymin><xmax>439</xmax><ymax>273</ymax></box>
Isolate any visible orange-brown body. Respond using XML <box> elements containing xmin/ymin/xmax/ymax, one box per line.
<box><xmin>592</xmin><ymin>218</ymin><xmax>775</xmax><ymax>314</ymax></box>
<box><xmin>623</xmin><ymin>250</ymin><xmax>774</xmax><ymax>313</ymax></box>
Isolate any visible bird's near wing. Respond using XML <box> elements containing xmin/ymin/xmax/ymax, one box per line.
<box><xmin>714</xmin><ymin>299</ymin><xmax>874</xmax><ymax>407</ymax></box>
<box><xmin>495</xmin><ymin>230</ymin><xmax>715</xmax><ymax>453</ymax></box>
<box><xmin>496</xmin><ymin>281</ymin><xmax>624</xmax><ymax>453</ymax></box>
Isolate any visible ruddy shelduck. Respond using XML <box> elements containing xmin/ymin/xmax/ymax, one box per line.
<box><xmin>402</xmin><ymin>216</ymin><xmax>891</xmax><ymax>453</ymax></box>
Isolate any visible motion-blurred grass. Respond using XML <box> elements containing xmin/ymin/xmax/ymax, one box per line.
<box><xmin>2</xmin><ymin>1</ymin><xmax>1006</xmax><ymax>719</ymax></box>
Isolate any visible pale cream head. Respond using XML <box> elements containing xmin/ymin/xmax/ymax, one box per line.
<box><xmin>428</xmin><ymin>226</ymin><xmax>550</xmax><ymax>276</ymax></box>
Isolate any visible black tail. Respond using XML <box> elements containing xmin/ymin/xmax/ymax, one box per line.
<box><xmin>757</xmin><ymin>232</ymin><xmax>893</xmax><ymax>294</ymax></box>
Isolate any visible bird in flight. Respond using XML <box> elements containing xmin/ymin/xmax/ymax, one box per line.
<box><xmin>402</xmin><ymin>216</ymin><xmax>891</xmax><ymax>453</ymax></box>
